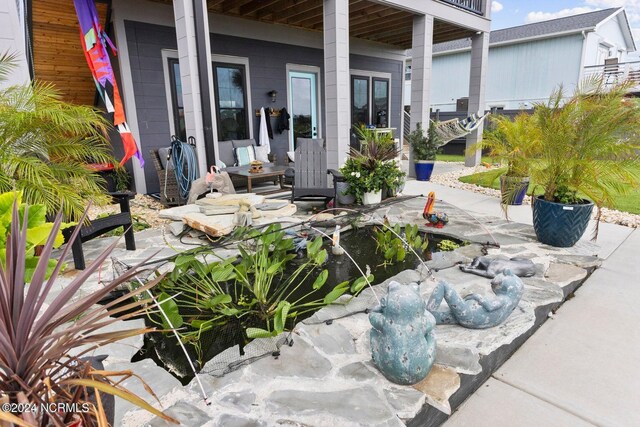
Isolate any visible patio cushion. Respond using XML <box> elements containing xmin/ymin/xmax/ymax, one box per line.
<box><xmin>235</xmin><ymin>146</ymin><xmax>256</xmax><ymax>166</ymax></box>
<box><xmin>218</xmin><ymin>140</ymin><xmax>236</xmax><ymax>167</ymax></box>
<box><xmin>254</xmin><ymin>144</ymin><xmax>270</xmax><ymax>163</ymax></box>
<box><xmin>231</xmin><ymin>139</ymin><xmax>256</xmax><ymax>149</ymax></box>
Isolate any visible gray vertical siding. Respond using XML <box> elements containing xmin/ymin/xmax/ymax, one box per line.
<box><xmin>124</xmin><ymin>21</ymin><xmax>403</xmax><ymax>194</ymax></box>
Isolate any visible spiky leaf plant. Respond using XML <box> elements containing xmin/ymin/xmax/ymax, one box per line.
<box><xmin>529</xmin><ymin>77</ymin><xmax>640</xmax><ymax>207</ymax></box>
<box><xmin>0</xmin><ymin>52</ymin><xmax>117</xmax><ymax>220</ymax></box>
<box><xmin>0</xmin><ymin>198</ymin><xmax>177</xmax><ymax>426</ymax></box>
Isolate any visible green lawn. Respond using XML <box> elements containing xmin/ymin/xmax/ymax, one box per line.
<box><xmin>436</xmin><ymin>154</ymin><xmax>491</xmax><ymax>163</ymax></box>
<box><xmin>459</xmin><ymin>169</ymin><xmax>640</xmax><ymax>215</ymax></box>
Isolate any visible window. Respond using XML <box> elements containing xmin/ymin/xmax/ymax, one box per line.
<box><xmin>213</xmin><ymin>62</ymin><xmax>249</xmax><ymax>141</ymax></box>
<box><xmin>350</xmin><ymin>74</ymin><xmax>389</xmax><ymax>127</ymax></box>
<box><xmin>167</xmin><ymin>58</ymin><xmax>186</xmax><ymax>141</ymax></box>
<box><xmin>351</xmin><ymin>75</ymin><xmax>369</xmax><ymax>126</ymax></box>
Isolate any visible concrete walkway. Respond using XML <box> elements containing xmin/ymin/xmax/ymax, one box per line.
<box><xmin>402</xmin><ymin>173</ymin><xmax>639</xmax><ymax>426</ymax></box>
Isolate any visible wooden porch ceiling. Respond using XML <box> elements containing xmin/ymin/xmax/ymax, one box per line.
<box><xmin>156</xmin><ymin>0</ymin><xmax>477</xmax><ymax>49</ymax></box>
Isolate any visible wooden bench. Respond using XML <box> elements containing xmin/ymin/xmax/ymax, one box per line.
<box><xmin>65</xmin><ymin>192</ymin><xmax>136</xmax><ymax>270</ymax></box>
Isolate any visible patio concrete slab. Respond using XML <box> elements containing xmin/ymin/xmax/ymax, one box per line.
<box><xmin>446</xmin><ymin>378</ymin><xmax>595</xmax><ymax>427</ymax></box>
<box><xmin>488</xmin><ymin>229</ymin><xmax>640</xmax><ymax>427</ymax></box>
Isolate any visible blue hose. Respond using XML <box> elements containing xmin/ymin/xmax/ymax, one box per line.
<box><xmin>171</xmin><ymin>137</ymin><xmax>198</xmax><ymax>200</ymax></box>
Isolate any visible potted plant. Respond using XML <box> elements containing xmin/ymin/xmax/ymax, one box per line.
<box><xmin>407</xmin><ymin>122</ymin><xmax>441</xmax><ymax>181</ymax></box>
<box><xmin>471</xmin><ymin>113</ymin><xmax>539</xmax><ymax>205</ymax></box>
<box><xmin>380</xmin><ymin>160</ymin><xmax>406</xmax><ymax>198</ymax></box>
<box><xmin>519</xmin><ymin>78</ymin><xmax>640</xmax><ymax>247</ymax></box>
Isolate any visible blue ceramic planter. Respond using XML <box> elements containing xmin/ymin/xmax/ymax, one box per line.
<box><xmin>415</xmin><ymin>161</ymin><xmax>435</xmax><ymax>181</ymax></box>
<box><xmin>532</xmin><ymin>196</ymin><xmax>594</xmax><ymax>247</ymax></box>
<box><xmin>500</xmin><ymin>175</ymin><xmax>529</xmax><ymax>206</ymax></box>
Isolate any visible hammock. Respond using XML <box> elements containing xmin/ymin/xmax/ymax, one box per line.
<box><xmin>433</xmin><ymin>113</ymin><xmax>490</xmax><ymax>145</ymax></box>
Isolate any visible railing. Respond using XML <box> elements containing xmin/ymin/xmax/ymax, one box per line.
<box><xmin>437</xmin><ymin>0</ymin><xmax>484</xmax><ymax>15</ymax></box>
<box><xmin>583</xmin><ymin>61</ymin><xmax>640</xmax><ymax>89</ymax></box>
<box><xmin>403</xmin><ymin>110</ymin><xmax>411</xmax><ymax>137</ymax></box>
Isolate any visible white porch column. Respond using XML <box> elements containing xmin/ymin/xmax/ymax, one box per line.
<box><xmin>323</xmin><ymin>0</ymin><xmax>350</xmax><ymax>170</ymax></box>
<box><xmin>465</xmin><ymin>31</ymin><xmax>490</xmax><ymax>167</ymax></box>
<box><xmin>173</xmin><ymin>0</ymin><xmax>209</xmax><ymax>176</ymax></box>
<box><xmin>409</xmin><ymin>14</ymin><xmax>434</xmax><ymax>177</ymax></box>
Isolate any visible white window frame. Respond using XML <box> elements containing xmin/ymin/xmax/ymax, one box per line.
<box><xmin>161</xmin><ymin>49</ymin><xmax>180</xmax><ymax>138</ymax></box>
<box><xmin>349</xmin><ymin>69</ymin><xmax>392</xmax><ymax>126</ymax></box>
<box><xmin>161</xmin><ymin>51</ymin><xmax>254</xmax><ymax>140</ymax></box>
<box><xmin>285</xmin><ymin>63</ymin><xmax>323</xmax><ymax>151</ymax></box>
<box><xmin>212</xmin><ymin>54</ymin><xmax>254</xmax><ymax>140</ymax></box>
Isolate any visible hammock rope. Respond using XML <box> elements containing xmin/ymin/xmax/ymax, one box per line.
<box><xmin>432</xmin><ymin>113</ymin><xmax>490</xmax><ymax>145</ymax></box>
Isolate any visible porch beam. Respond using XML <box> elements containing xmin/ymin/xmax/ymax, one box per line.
<box><xmin>409</xmin><ymin>13</ymin><xmax>434</xmax><ymax>177</ymax></box>
<box><xmin>173</xmin><ymin>0</ymin><xmax>215</xmax><ymax>175</ymax></box>
<box><xmin>324</xmin><ymin>0</ymin><xmax>351</xmax><ymax>170</ymax></box>
<box><xmin>465</xmin><ymin>31</ymin><xmax>489</xmax><ymax>167</ymax></box>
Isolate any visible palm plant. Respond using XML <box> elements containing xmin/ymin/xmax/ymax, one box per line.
<box><xmin>473</xmin><ymin>113</ymin><xmax>540</xmax><ymax>179</ymax></box>
<box><xmin>0</xmin><ymin>197</ymin><xmax>176</xmax><ymax>426</ymax></box>
<box><xmin>529</xmin><ymin>77</ymin><xmax>640</xmax><ymax>207</ymax></box>
<box><xmin>0</xmin><ymin>52</ymin><xmax>116</xmax><ymax>220</ymax></box>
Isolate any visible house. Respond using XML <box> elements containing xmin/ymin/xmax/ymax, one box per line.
<box><xmin>404</xmin><ymin>7</ymin><xmax>637</xmax><ymax>112</ymax></box>
<box><xmin>0</xmin><ymin>0</ymin><xmax>30</xmax><ymax>87</ymax></box>
<box><xmin>29</xmin><ymin>0</ymin><xmax>493</xmax><ymax>194</ymax></box>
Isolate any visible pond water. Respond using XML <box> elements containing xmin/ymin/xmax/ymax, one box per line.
<box><xmin>132</xmin><ymin>227</ymin><xmax>466</xmax><ymax>384</ymax></box>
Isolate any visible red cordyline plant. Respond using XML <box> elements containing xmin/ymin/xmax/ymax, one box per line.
<box><xmin>0</xmin><ymin>199</ymin><xmax>178</xmax><ymax>426</ymax></box>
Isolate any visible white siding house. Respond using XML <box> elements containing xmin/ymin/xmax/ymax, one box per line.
<box><xmin>0</xmin><ymin>0</ymin><xmax>30</xmax><ymax>87</ymax></box>
<box><xmin>404</xmin><ymin>8</ymin><xmax>636</xmax><ymax>111</ymax></box>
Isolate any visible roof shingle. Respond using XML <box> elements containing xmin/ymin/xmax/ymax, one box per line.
<box><xmin>433</xmin><ymin>8</ymin><xmax>621</xmax><ymax>53</ymax></box>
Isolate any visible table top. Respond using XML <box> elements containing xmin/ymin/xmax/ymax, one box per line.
<box><xmin>227</xmin><ymin>165</ymin><xmax>289</xmax><ymax>177</ymax></box>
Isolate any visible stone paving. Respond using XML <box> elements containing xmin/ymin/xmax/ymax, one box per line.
<box><xmin>54</xmin><ymin>196</ymin><xmax>602</xmax><ymax>427</ymax></box>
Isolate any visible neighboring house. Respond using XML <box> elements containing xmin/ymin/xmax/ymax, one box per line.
<box><xmin>404</xmin><ymin>7</ymin><xmax>636</xmax><ymax>112</ymax></box>
<box><xmin>0</xmin><ymin>0</ymin><xmax>30</xmax><ymax>87</ymax></box>
<box><xmin>30</xmin><ymin>0</ymin><xmax>493</xmax><ymax>193</ymax></box>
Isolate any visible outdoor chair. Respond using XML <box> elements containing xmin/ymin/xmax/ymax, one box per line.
<box><xmin>286</xmin><ymin>138</ymin><xmax>343</xmax><ymax>206</ymax></box>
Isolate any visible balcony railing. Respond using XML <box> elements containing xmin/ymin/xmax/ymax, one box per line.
<box><xmin>437</xmin><ymin>0</ymin><xmax>484</xmax><ymax>15</ymax></box>
<box><xmin>583</xmin><ymin>61</ymin><xmax>640</xmax><ymax>89</ymax></box>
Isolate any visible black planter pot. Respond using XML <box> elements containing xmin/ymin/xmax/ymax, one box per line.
<box><xmin>532</xmin><ymin>196</ymin><xmax>594</xmax><ymax>247</ymax></box>
<box><xmin>500</xmin><ymin>175</ymin><xmax>529</xmax><ymax>205</ymax></box>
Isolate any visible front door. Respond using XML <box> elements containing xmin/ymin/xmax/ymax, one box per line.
<box><xmin>288</xmin><ymin>70</ymin><xmax>318</xmax><ymax>150</ymax></box>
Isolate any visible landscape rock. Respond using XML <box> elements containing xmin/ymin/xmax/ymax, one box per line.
<box><xmin>249</xmin><ymin>337</ymin><xmax>332</xmax><ymax>379</ymax></box>
<box><xmin>412</xmin><ymin>365</ymin><xmax>461</xmax><ymax>415</ymax></box>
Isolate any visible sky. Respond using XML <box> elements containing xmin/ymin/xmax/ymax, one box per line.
<box><xmin>490</xmin><ymin>0</ymin><xmax>640</xmax><ymax>41</ymax></box>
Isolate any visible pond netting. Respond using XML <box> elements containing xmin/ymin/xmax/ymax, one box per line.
<box><xmin>106</xmin><ymin>196</ymin><xmax>500</xmax><ymax>385</ymax></box>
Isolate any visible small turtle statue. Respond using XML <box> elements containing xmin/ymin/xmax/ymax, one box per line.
<box><xmin>423</xmin><ymin>192</ymin><xmax>449</xmax><ymax>228</ymax></box>
<box><xmin>369</xmin><ymin>281</ymin><xmax>436</xmax><ymax>385</ymax></box>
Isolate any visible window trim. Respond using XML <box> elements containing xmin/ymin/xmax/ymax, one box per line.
<box><xmin>161</xmin><ymin>49</ymin><xmax>180</xmax><ymax>139</ymax></box>
<box><xmin>350</xmin><ymin>74</ymin><xmax>370</xmax><ymax>126</ymax></box>
<box><xmin>212</xmin><ymin>54</ymin><xmax>253</xmax><ymax>140</ymax></box>
<box><xmin>349</xmin><ymin>69</ymin><xmax>392</xmax><ymax>126</ymax></box>
<box><xmin>212</xmin><ymin>61</ymin><xmax>251</xmax><ymax>142</ymax></box>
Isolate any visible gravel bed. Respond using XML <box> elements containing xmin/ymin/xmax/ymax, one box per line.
<box><xmin>431</xmin><ymin>163</ymin><xmax>640</xmax><ymax>228</ymax></box>
<box><xmin>87</xmin><ymin>194</ymin><xmax>170</xmax><ymax>228</ymax></box>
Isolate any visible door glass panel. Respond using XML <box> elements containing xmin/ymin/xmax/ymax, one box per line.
<box><xmin>213</xmin><ymin>63</ymin><xmax>248</xmax><ymax>141</ymax></box>
<box><xmin>289</xmin><ymin>71</ymin><xmax>318</xmax><ymax>150</ymax></box>
<box><xmin>372</xmin><ymin>78</ymin><xmax>389</xmax><ymax>127</ymax></box>
<box><xmin>292</xmin><ymin>77</ymin><xmax>312</xmax><ymax>144</ymax></box>
<box><xmin>351</xmin><ymin>76</ymin><xmax>369</xmax><ymax>126</ymax></box>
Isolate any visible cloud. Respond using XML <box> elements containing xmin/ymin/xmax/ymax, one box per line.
<box><xmin>525</xmin><ymin>7</ymin><xmax>599</xmax><ymax>23</ymax></box>
<box><xmin>492</xmin><ymin>1</ymin><xmax>504</xmax><ymax>13</ymax></box>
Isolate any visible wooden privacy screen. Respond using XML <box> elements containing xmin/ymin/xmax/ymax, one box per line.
<box><xmin>32</xmin><ymin>0</ymin><xmax>108</xmax><ymax>105</ymax></box>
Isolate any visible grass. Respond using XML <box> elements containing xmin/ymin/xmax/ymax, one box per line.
<box><xmin>436</xmin><ymin>154</ymin><xmax>491</xmax><ymax>163</ymax></box>
<box><xmin>459</xmin><ymin>168</ymin><xmax>640</xmax><ymax>215</ymax></box>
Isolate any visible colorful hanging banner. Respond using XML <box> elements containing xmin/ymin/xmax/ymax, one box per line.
<box><xmin>73</xmin><ymin>0</ymin><xmax>144</xmax><ymax>167</ymax></box>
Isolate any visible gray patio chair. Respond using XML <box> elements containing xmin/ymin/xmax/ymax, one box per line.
<box><xmin>285</xmin><ymin>138</ymin><xmax>343</xmax><ymax>206</ymax></box>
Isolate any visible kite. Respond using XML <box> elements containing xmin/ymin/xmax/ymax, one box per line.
<box><xmin>73</xmin><ymin>0</ymin><xmax>144</xmax><ymax>167</ymax></box>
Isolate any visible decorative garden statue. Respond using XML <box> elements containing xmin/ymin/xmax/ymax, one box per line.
<box><xmin>426</xmin><ymin>269</ymin><xmax>524</xmax><ymax>329</ymax></box>
<box><xmin>460</xmin><ymin>256</ymin><xmax>536</xmax><ymax>278</ymax></box>
<box><xmin>369</xmin><ymin>281</ymin><xmax>436</xmax><ymax>385</ymax></box>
